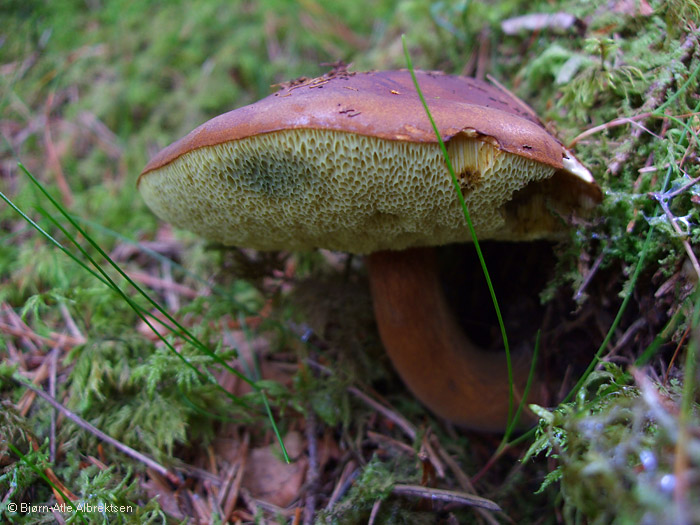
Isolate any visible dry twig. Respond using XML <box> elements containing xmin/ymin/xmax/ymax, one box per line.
<box><xmin>11</xmin><ymin>373</ymin><xmax>181</xmax><ymax>486</ymax></box>
<box><xmin>392</xmin><ymin>484</ymin><xmax>501</xmax><ymax>511</ymax></box>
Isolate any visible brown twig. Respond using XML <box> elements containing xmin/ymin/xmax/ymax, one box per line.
<box><xmin>606</xmin><ymin>318</ymin><xmax>647</xmax><ymax>359</ymax></box>
<box><xmin>43</xmin><ymin>93</ymin><xmax>73</xmax><ymax>207</ymax></box>
<box><xmin>305</xmin><ymin>358</ymin><xmax>419</xmax><ymax>440</ymax></box>
<box><xmin>217</xmin><ymin>431</ymin><xmax>248</xmax><ymax>521</ymax></box>
<box><xmin>126</xmin><ymin>270</ymin><xmax>201</xmax><ymax>299</ymax></box>
<box><xmin>17</xmin><ymin>357</ymin><xmax>51</xmax><ymax>416</ymax></box>
<box><xmin>11</xmin><ymin>373</ymin><xmax>181</xmax><ymax>486</ymax></box>
<box><xmin>433</xmin><ymin>436</ymin><xmax>501</xmax><ymax>525</ymax></box>
<box><xmin>367</xmin><ymin>430</ymin><xmax>416</xmax><ymax>456</ymax></box>
<box><xmin>76</xmin><ymin>110</ymin><xmax>122</xmax><ymax>160</ymax></box>
<box><xmin>29</xmin><ymin>436</ymin><xmax>79</xmax><ymax>503</ymax></box>
<box><xmin>0</xmin><ymin>320</ymin><xmax>85</xmax><ymax>351</ymax></box>
<box><xmin>420</xmin><ymin>430</ymin><xmax>445</xmax><ymax>479</ymax></box>
<box><xmin>59</xmin><ymin>302</ymin><xmax>84</xmax><ymax>341</ymax></box>
<box><xmin>392</xmin><ymin>484</ymin><xmax>501</xmax><ymax>511</ymax></box>
<box><xmin>664</xmin><ymin>323</ymin><xmax>692</xmax><ymax>386</ymax></box>
<box><xmin>161</xmin><ymin>259</ymin><xmax>180</xmax><ymax>311</ymax></box>
<box><xmin>347</xmin><ymin>386</ymin><xmax>417</xmax><ymax>441</ymax></box>
<box><xmin>325</xmin><ymin>461</ymin><xmax>359</xmax><ymax>510</ymax></box>
<box><xmin>48</xmin><ymin>348</ymin><xmax>58</xmax><ymax>463</ymax></box>
<box><xmin>569</xmin><ymin>112</ymin><xmax>654</xmax><ymax>147</ymax></box>
<box><xmin>574</xmin><ymin>246</ymin><xmax>607</xmax><ymax>302</ymax></box>
<box><xmin>368</xmin><ymin>499</ymin><xmax>382</xmax><ymax>525</ymax></box>
<box><xmin>303</xmin><ymin>406</ymin><xmax>320</xmax><ymax>525</ymax></box>
<box><xmin>1</xmin><ymin>303</ymin><xmax>42</xmax><ymax>353</ymax></box>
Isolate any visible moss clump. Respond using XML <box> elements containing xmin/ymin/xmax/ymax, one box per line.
<box><xmin>528</xmin><ymin>361</ymin><xmax>700</xmax><ymax>524</ymax></box>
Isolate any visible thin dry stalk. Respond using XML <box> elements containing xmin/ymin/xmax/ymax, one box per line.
<box><xmin>303</xmin><ymin>407</ymin><xmax>320</xmax><ymax>525</ymax></box>
<box><xmin>420</xmin><ymin>431</ymin><xmax>445</xmax><ymax>479</ymax></box>
<box><xmin>305</xmin><ymin>359</ymin><xmax>418</xmax><ymax>440</ymax></box>
<box><xmin>366</xmin><ymin>430</ymin><xmax>415</xmax><ymax>456</ymax></box>
<box><xmin>367</xmin><ymin>499</ymin><xmax>382</xmax><ymax>525</ymax></box>
<box><xmin>189</xmin><ymin>490</ymin><xmax>211</xmax><ymax>524</ymax></box>
<box><xmin>664</xmin><ymin>324</ymin><xmax>692</xmax><ymax>386</ymax></box>
<box><xmin>28</xmin><ymin>436</ymin><xmax>78</xmax><ymax>503</ymax></box>
<box><xmin>43</xmin><ymin>93</ymin><xmax>73</xmax><ymax>207</ymax></box>
<box><xmin>607</xmin><ymin>318</ymin><xmax>647</xmax><ymax>358</ymax></box>
<box><xmin>161</xmin><ymin>259</ymin><xmax>180</xmax><ymax>311</ymax></box>
<box><xmin>569</xmin><ymin>112</ymin><xmax>654</xmax><ymax>147</ymax></box>
<box><xmin>347</xmin><ymin>386</ymin><xmax>417</xmax><ymax>441</ymax></box>
<box><xmin>12</xmin><ymin>374</ymin><xmax>181</xmax><ymax>485</ymax></box>
<box><xmin>59</xmin><ymin>302</ymin><xmax>84</xmax><ymax>341</ymax></box>
<box><xmin>325</xmin><ymin>460</ymin><xmax>358</xmax><ymax>510</ymax></box>
<box><xmin>220</xmin><ymin>432</ymin><xmax>249</xmax><ymax>521</ymax></box>
<box><xmin>431</xmin><ymin>434</ymin><xmax>500</xmax><ymax>525</ymax></box>
<box><xmin>17</xmin><ymin>356</ymin><xmax>51</xmax><ymax>416</ymax></box>
<box><xmin>574</xmin><ymin>247</ymin><xmax>606</xmax><ymax>302</ymax></box>
<box><xmin>127</xmin><ymin>270</ymin><xmax>201</xmax><ymax>299</ymax></box>
<box><xmin>49</xmin><ymin>347</ymin><xmax>58</xmax><ymax>463</ymax></box>
<box><xmin>2</xmin><ymin>302</ymin><xmax>42</xmax><ymax>352</ymax></box>
<box><xmin>0</xmin><ymin>320</ymin><xmax>85</xmax><ymax>351</ymax></box>
<box><xmin>392</xmin><ymin>484</ymin><xmax>501</xmax><ymax>511</ymax></box>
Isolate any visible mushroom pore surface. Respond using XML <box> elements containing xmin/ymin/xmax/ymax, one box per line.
<box><xmin>138</xmin><ymin>130</ymin><xmax>588</xmax><ymax>253</ymax></box>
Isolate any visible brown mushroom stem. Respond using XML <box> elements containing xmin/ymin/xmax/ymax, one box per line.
<box><xmin>367</xmin><ymin>247</ymin><xmax>538</xmax><ymax>432</ymax></box>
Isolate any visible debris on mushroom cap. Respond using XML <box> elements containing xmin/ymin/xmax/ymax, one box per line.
<box><xmin>138</xmin><ymin>69</ymin><xmax>602</xmax><ymax>254</ymax></box>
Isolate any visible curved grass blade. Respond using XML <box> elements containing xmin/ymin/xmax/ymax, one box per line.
<box><xmin>401</xmin><ymin>35</ymin><xmax>518</xmax><ymax>433</ymax></box>
<box><xmin>5</xmin><ymin>163</ymin><xmax>290</xmax><ymax>462</ymax></box>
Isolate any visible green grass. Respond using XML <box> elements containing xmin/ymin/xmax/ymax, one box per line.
<box><xmin>2</xmin><ymin>0</ymin><xmax>700</xmax><ymax>523</ymax></box>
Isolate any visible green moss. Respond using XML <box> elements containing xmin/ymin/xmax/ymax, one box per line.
<box><xmin>528</xmin><ymin>360</ymin><xmax>700</xmax><ymax>524</ymax></box>
<box><xmin>2</xmin><ymin>0</ymin><xmax>700</xmax><ymax>522</ymax></box>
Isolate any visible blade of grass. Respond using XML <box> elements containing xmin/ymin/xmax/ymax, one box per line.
<box><xmin>635</xmin><ymin>306</ymin><xmax>685</xmax><ymax>367</ymax></box>
<box><xmin>655</xmin><ymin>60</ymin><xmax>700</xmax><ymax>114</ymax></box>
<box><xmin>563</xmin><ymin>96</ymin><xmax>700</xmax><ymax>402</ymax></box>
<box><xmin>504</xmin><ymin>167</ymin><xmax>668</xmax><ymax>451</ymax></box>
<box><xmin>31</xmin><ymin>199</ymin><xmax>247</xmax><ymax>402</ymax></box>
<box><xmin>504</xmin><ymin>330</ymin><xmax>539</xmax><ymax>439</ymax></box>
<box><xmin>501</xmin><ymin>220</ymin><xmax>657</xmax><ymax>451</ymax></box>
<box><xmin>237</xmin><ymin>310</ymin><xmax>289</xmax><ymax>457</ymax></box>
<box><xmin>6</xmin><ymin>162</ymin><xmax>290</xmax><ymax>462</ymax></box>
<box><xmin>6</xmin><ymin>442</ymin><xmax>89</xmax><ymax>524</ymax></box>
<box><xmin>19</xmin><ymin>163</ymin><xmax>254</xmax><ymax>388</ymax></box>
<box><xmin>401</xmin><ymin>36</ymin><xmax>518</xmax><ymax>435</ymax></box>
<box><xmin>562</xmin><ymin>222</ymin><xmax>655</xmax><ymax>403</ymax></box>
<box><xmin>1</xmin><ymin>192</ymin><xmax>248</xmax><ymax>405</ymax></box>
<box><xmin>69</xmin><ymin>215</ymin><xmax>260</xmax><ymax>316</ymax></box>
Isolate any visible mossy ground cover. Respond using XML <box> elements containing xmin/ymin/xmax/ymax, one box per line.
<box><xmin>1</xmin><ymin>1</ymin><xmax>699</xmax><ymax>523</ymax></box>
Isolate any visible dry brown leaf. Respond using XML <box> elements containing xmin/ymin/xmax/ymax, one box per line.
<box><xmin>141</xmin><ymin>469</ymin><xmax>187</xmax><ymax>521</ymax></box>
<box><xmin>241</xmin><ymin>431</ymin><xmax>307</xmax><ymax>508</ymax></box>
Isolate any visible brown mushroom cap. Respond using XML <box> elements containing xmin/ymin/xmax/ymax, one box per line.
<box><xmin>138</xmin><ymin>69</ymin><xmax>601</xmax><ymax>254</ymax></box>
<box><xmin>139</xmin><ymin>69</ymin><xmax>603</xmax><ymax>431</ymax></box>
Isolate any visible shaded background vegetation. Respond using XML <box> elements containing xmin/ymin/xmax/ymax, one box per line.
<box><xmin>1</xmin><ymin>0</ymin><xmax>699</xmax><ymax>523</ymax></box>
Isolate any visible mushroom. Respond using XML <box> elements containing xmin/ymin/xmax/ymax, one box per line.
<box><xmin>138</xmin><ymin>69</ymin><xmax>601</xmax><ymax>432</ymax></box>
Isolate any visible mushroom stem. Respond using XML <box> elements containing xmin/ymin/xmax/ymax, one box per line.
<box><xmin>367</xmin><ymin>247</ymin><xmax>538</xmax><ymax>432</ymax></box>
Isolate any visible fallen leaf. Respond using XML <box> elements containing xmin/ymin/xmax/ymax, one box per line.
<box><xmin>242</xmin><ymin>431</ymin><xmax>308</xmax><ymax>507</ymax></box>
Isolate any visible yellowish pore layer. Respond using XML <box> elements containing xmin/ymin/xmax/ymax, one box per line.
<box><xmin>138</xmin><ymin>129</ymin><xmax>557</xmax><ymax>253</ymax></box>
